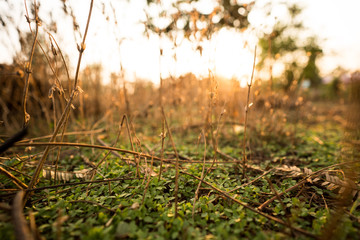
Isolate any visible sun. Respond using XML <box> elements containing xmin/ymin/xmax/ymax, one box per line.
<box><xmin>151</xmin><ymin>28</ymin><xmax>257</xmax><ymax>86</ymax></box>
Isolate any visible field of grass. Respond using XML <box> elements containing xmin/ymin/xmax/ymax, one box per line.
<box><xmin>0</xmin><ymin>1</ymin><xmax>360</xmax><ymax>239</ymax></box>
<box><xmin>1</xmin><ymin>95</ymin><xmax>359</xmax><ymax>239</ymax></box>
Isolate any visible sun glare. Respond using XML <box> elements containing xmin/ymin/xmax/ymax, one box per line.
<box><xmin>140</xmin><ymin>28</ymin><xmax>258</xmax><ymax>86</ymax></box>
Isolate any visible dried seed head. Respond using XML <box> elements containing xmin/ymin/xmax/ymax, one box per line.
<box><xmin>16</xmin><ymin>70</ymin><xmax>24</xmax><ymax>78</ymax></box>
<box><xmin>51</xmin><ymin>42</ymin><xmax>57</xmax><ymax>56</ymax></box>
<box><xmin>25</xmin><ymin>112</ymin><xmax>30</xmax><ymax>123</ymax></box>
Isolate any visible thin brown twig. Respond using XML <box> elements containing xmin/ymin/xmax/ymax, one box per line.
<box><xmin>181</xmin><ymin>171</ymin><xmax>317</xmax><ymax>239</ymax></box>
<box><xmin>46</xmin><ymin>31</ymin><xmax>71</xmax><ymax>95</ymax></box>
<box><xmin>96</xmin><ymin>137</ymin><xmax>135</xmax><ymax>166</ymax></box>
<box><xmin>216</xmin><ymin>149</ymin><xmax>265</xmax><ymax>173</ymax></box>
<box><xmin>321</xmin><ymin>194</ymin><xmax>329</xmax><ymax>213</ymax></box>
<box><xmin>161</xmin><ymin>107</ymin><xmax>180</xmax><ymax>218</ymax></box>
<box><xmin>258</xmin><ymin>161</ymin><xmax>360</xmax><ymax>210</ymax></box>
<box><xmin>19</xmin><ymin>128</ymin><xmax>105</xmax><ymax>143</ymax></box>
<box><xmin>192</xmin><ymin>130</ymin><xmax>206</xmax><ymax>219</ymax></box>
<box><xmin>0</xmin><ymin>162</ymin><xmax>31</xmax><ymax>179</ymax></box>
<box><xmin>208</xmin><ymin>168</ymin><xmax>273</xmax><ymax>205</ymax></box>
<box><xmin>86</xmin><ymin>117</ymin><xmax>128</xmax><ymax>195</ymax></box>
<box><xmin>14</xmin><ymin>141</ymin><xmax>161</xmax><ymax>161</ymax></box>
<box><xmin>158</xmin><ymin>118</ymin><xmax>166</xmax><ymax>181</ymax></box>
<box><xmin>2</xmin><ymin>177</ymin><xmax>142</xmax><ymax>198</ymax></box>
<box><xmin>204</xmin><ymin>103</ymin><xmax>227</xmax><ymax>179</ymax></box>
<box><xmin>12</xmin><ymin>191</ymin><xmax>34</xmax><ymax>240</ymax></box>
<box><xmin>22</xmin><ymin>0</ymin><xmax>40</xmax><ymax>128</ymax></box>
<box><xmin>25</xmin><ymin>7</ymin><xmax>68</xmax><ymax>100</ymax></box>
<box><xmin>95</xmin><ymin>116</ymin><xmax>127</xmax><ymax>168</ymax></box>
<box><xmin>266</xmin><ymin>177</ymin><xmax>295</xmax><ymax>237</ymax></box>
<box><xmin>125</xmin><ymin>117</ymin><xmax>140</xmax><ymax>176</ymax></box>
<box><xmin>242</xmin><ymin>45</ymin><xmax>257</xmax><ymax>179</ymax></box>
<box><xmin>0</xmin><ymin>166</ymin><xmax>28</xmax><ymax>189</ymax></box>
<box><xmin>23</xmin><ymin>0</ymin><xmax>95</xmax><ymax>206</ymax></box>
<box><xmin>230</xmin><ymin>169</ymin><xmax>273</xmax><ymax>193</ymax></box>
<box><xmin>34</xmin><ymin>37</ymin><xmax>66</xmax><ymax>97</ymax></box>
<box><xmin>69</xmin><ymin>200</ymin><xmax>115</xmax><ymax>213</ymax></box>
<box><xmin>141</xmin><ymin>154</ymin><xmax>154</xmax><ymax>208</ymax></box>
<box><xmin>15</xmin><ymin>141</ymin><xmax>267</xmax><ymax>165</ymax></box>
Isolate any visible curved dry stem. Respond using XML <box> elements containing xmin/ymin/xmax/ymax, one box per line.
<box><xmin>192</xmin><ymin>130</ymin><xmax>206</xmax><ymax>219</ymax></box>
<box><xmin>161</xmin><ymin>107</ymin><xmax>180</xmax><ymax>218</ymax></box>
<box><xmin>158</xmin><ymin>118</ymin><xmax>166</xmax><ymax>181</ymax></box>
<box><xmin>181</xmin><ymin>171</ymin><xmax>317</xmax><ymax>239</ymax></box>
<box><xmin>242</xmin><ymin>45</ymin><xmax>257</xmax><ymax>179</ymax></box>
<box><xmin>23</xmin><ymin>0</ymin><xmax>95</xmax><ymax>206</ymax></box>
<box><xmin>0</xmin><ymin>166</ymin><xmax>28</xmax><ymax>189</ymax></box>
<box><xmin>22</xmin><ymin>0</ymin><xmax>40</xmax><ymax>128</ymax></box>
<box><xmin>12</xmin><ymin>191</ymin><xmax>34</xmax><ymax>240</ymax></box>
<box><xmin>47</xmin><ymin>31</ymin><xmax>71</xmax><ymax>95</ymax></box>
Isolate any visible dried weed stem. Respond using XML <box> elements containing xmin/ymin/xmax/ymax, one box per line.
<box><xmin>181</xmin><ymin>171</ymin><xmax>316</xmax><ymax>238</ymax></box>
<box><xmin>192</xmin><ymin>130</ymin><xmax>206</xmax><ymax>219</ymax></box>
<box><xmin>23</xmin><ymin>0</ymin><xmax>94</xmax><ymax>206</ymax></box>
<box><xmin>161</xmin><ymin>107</ymin><xmax>180</xmax><ymax>218</ymax></box>
<box><xmin>12</xmin><ymin>191</ymin><xmax>34</xmax><ymax>240</ymax></box>
<box><xmin>242</xmin><ymin>45</ymin><xmax>257</xmax><ymax>179</ymax></box>
<box><xmin>22</xmin><ymin>0</ymin><xmax>40</xmax><ymax>128</ymax></box>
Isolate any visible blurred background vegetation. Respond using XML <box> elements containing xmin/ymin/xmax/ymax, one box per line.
<box><xmin>0</xmin><ymin>0</ymin><xmax>356</xmax><ymax>135</ymax></box>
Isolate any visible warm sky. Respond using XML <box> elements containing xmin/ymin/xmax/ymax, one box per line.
<box><xmin>1</xmin><ymin>0</ymin><xmax>360</xmax><ymax>85</ymax></box>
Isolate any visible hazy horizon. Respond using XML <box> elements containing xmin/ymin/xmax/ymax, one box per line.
<box><xmin>1</xmin><ymin>0</ymin><xmax>360</xmax><ymax>85</ymax></box>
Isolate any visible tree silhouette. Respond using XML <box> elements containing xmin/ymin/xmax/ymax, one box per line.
<box><xmin>145</xmin><ymin>0</ymin><xmax>254</xmax><ymax>40</ymax></box>
<box><xmin>257</xmin><ymin>4</ymin><xmax>322</xmax><ymax>90</ymax></box>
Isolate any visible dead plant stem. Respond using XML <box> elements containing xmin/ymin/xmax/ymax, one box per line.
<box><xmin>192</xmin><ymin>130</ymin><xmax>206</xmax><ymax>219</ymax></box>
<box><xmin>161</xmin><ymin>107</ymin><xmax>180</xmax><ymax>218</ymax></box>
<box><xmin>23</xmin><ymin>0</ymin><xmax>94</xmax><ymax>206</ymax></box>
<box><xmin>158</xmin><ymin>119</ymin><xmax>166</xmax><ymax>180</ymax></box>
<box><xmin>242</xmin><ymin>45</ymin><xmax>257</xmax><ymax>179</ymax></box>
<box><xmin>266</xmin><ymin>177</ymin><xmax>295</xmax><ymax>237</ymax></box>
<box><xmin>22</xmin><ymin>0</ymin><xmax>39</xmax><ymax>128</ymax></box>
<box><xmin>181</xmin><ymin>171</ymin><xmax>317</xmax><ymax>238</ymax></box>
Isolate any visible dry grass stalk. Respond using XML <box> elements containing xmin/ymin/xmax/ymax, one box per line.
<box><xmin>141</xmin><ymin>154</ymin><xmax>154</xmax><ymax>207</ymax></box>
<box><xmin>158</xmin><ymin>119</ymin><xmax>166</xmax><ymax>181</ymax></box>
<box><xmin>205</xmin><ymin>105</ymin><xmax>226</xmax><ymax>177</ymax></box>
<box><xmin>28</xmin><ymin>210</ymin><xmax>41</xmax><ymax>240</ymax></box>
<box><xmin>242</xmin><ymin>45</ymin><xmax>257</xmax><ymax>179</ymax></box>
<box><xmin>16</xmin><ymin>141</ymin><xmax>160</xmax><ymax>161</ymax></box>
<box><xmin>23</xmin><ymin>0</ymin><xmax>95</xmax><ymax>206</ymax></box>
<box><xmin>23</xmin><ymin>2</ymin><xmax>69</xmax><ymax>129</ymax></box>
<box><xmin>17</xmin><ymin>177</ymin><xmax>142</xmax><ymax>195</ymax></box>
<box><xmin>0</xmin><ymin>162</ymin><xmax>31</xmax><ymax>179</ymax></box>
<box><xmin>257</xmin><ymin>161</ymin><xmax>360</xmax><ymax>211</ymax></box>
<box><xmin>266</xmin><ymin>177</ymin><xmax>295</xmax><ymax>237</ymax></box>
<box><xmin>22</xmin><ymin>0</ymin><xmax>40</xmax><ymax>128</ymax></box>
<box><xmin>96</xmin><ymin>137</ymin><xmax>136</xmax><ymax>166</ymax></box>
<box><xmin>12</xmin><ymin>190</ymin><xmax>34</xmax><ymax>240</ymax></box>
<box><xmin>54</xmin><ymin>209</ymin><xmax>68</xmax><ymax>240</ymax></box>
<box><xmin>158</xmin><ymin>47</ymin><xmax>165</xmax><ymax>181</ymax></box>
<box><xmin>192</xmin><ymin>130</ymin><xmax>206</xmax><ymax>219</ymax></box>
<box><xmin>320</xmin><ymin>73</ymin><xmax>360</xmax><ymax>240</ymax></box>
<box><xmin>0</xmin><ymin>166</ymin><xmax>28</xmax><ymax>189</ymax></box>
<box><xmin>209</xmin><ymin>168</ymin><xmax>273</xmax><ymax>205</ymax></box>
<box><xmin>268</xmin><ymin>36</ymin><xmax>273</xmax><ymax>90</ymax></box>
<box><xmin>18</xmin><ymin>129</ymin><xmax>104</xmax><ymax>143</ymax></box>
<box><xmin>161</xmin><ymin>107</ymin><xmax>180</xmax><ymax>218</ymax></box>
<box><xmin>16</xmin><ymin>141</ymin><xmax>251</xmax><ymax>165</ymax></box>
<box><xmin>122</xmin><ymin>68</ymin><xmax>132</xmax><ymax>119</ymax></box>
<box><xmin>128</xmin><ymin>121</ymin><xmax>141</xmax><ymax>177</ymax></box>
<box><xmin>86</xmin><ymin>115</ymin><xmax>134</xmax><ymax>194</ymax></box>
<box><xmin>181</xmin><ymin>171</ymin><xmax>316</xmax><ymax>238</ymax></box>
<box><xmin>54</xmin><ymin>110</ymin><xmax>91</xmax><ymax>184</ymax></box>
